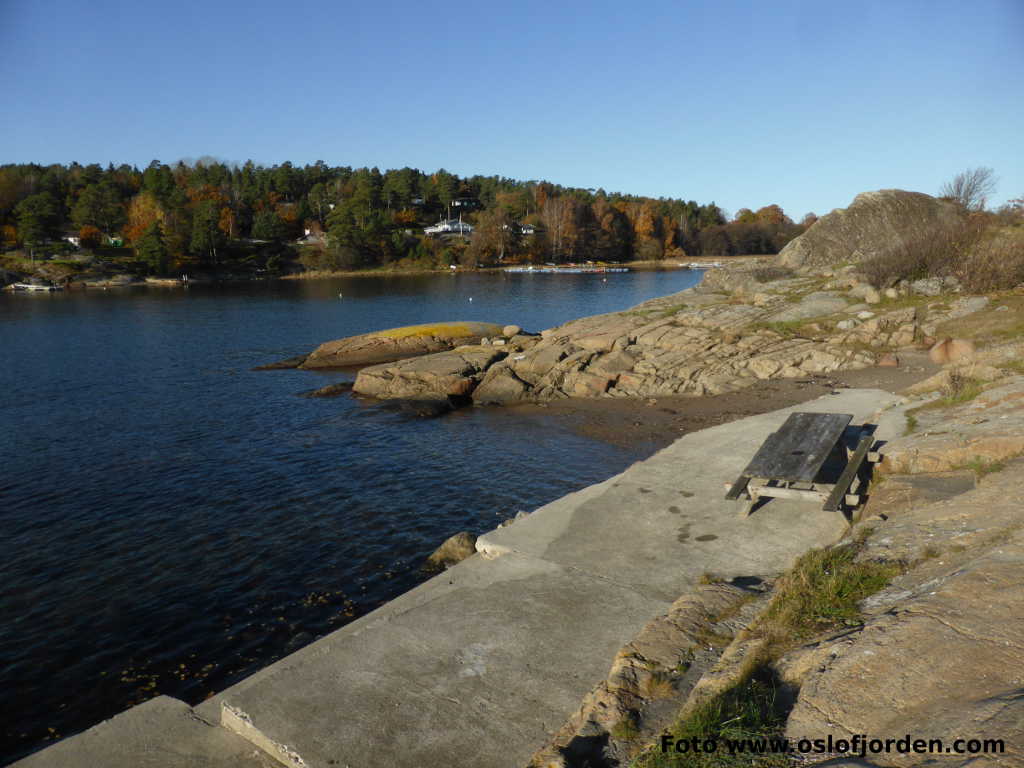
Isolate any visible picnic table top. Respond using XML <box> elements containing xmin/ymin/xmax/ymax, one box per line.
<box><xmin>740</xmin><ymin>412</ymin><xmax>853</xmax><ymax>483</ymax></box>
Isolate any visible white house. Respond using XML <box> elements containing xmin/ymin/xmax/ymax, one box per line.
<box><xmin>424</xmin><ymin>219</ymin><xmax>474</xmax><ymax>236</ymax></box>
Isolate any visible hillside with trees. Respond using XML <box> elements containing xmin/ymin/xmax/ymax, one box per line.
<box><xmin>0</xmin><ymin>159</ymin><xmax>812</xmax><ymax>281</ymax></box>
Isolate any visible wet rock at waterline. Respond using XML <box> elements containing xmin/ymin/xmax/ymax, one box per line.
<box><xmin>423</xmin><ymin>531</ymin><xmax>478</xmax><ymax>571</ymax></box>
<box><xmin>253</xmin><ymin>354</ymin><xmax>309</xmax><ymax>370</ymax></box>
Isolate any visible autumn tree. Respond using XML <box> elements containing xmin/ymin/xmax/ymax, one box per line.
<box><xmin>78</xmin><ymin>225</ymin><xmax>103</xmax><ymax>249</ymax></box>
<box><xmin>591</xmin><ymin>198</ymin><xmax>631</xmax><ymax>261</ymax></box>
<box><xmin>541</xmin><ymin>196</ymin><xmax>574</xmax><ymax>258</ymax></box>
<box><xmin>468</xmin><ymin>206</ymin><xmax>519</xmax><ymax>263</ymax></box>
<box><xmin>124</xmin><ymin>192</ymin><xmax>167</xmax><ymax>243</ymax></box>
<box><xmin>754</xmin><ymin>204</ymin><xmax>792</xmax><ymax>226</ymax></box>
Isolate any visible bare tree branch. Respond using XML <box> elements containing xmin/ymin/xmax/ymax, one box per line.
<box><xmin>940</xmin><ymin>167</ymin><xmax>998</xmax><ymax>211</ymax></box>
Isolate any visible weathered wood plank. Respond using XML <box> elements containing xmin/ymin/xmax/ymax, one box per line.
<box><xmin>824</xmin><ymin>433</ymin><xmax>874</xmax><ymax>512</ymax></box>
<box><xmin>753</xmin><ymin>486</ymin><xmax>828</xmax><ymax>502</ymax></box>
<box><xmin>742</xmin><ymin>413</ymin><xmax>853</xmax><ymax>483</ymax></box>
<box><xmin>724</xmin><ymin>475</ymin><xmax>751</xmax><ymax>501</ymax></box>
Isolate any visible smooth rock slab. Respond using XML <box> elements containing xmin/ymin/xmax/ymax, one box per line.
<box><xmin>353</xmin><ymin>346</ymin><xmax>506</xmax><ymax>400</ymax></box>
<box><xmin>301</xmin><ymin>321</ymin><xmax>504</xmax><ymax>368</ymax></box>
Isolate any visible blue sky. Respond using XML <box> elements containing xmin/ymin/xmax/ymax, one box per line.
<box><xmin>2</xmin><ymin>0</ymin><xmax>1021</xmax><ymax>219</ymax></box>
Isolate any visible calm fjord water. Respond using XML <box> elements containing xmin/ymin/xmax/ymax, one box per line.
<box><xmin>0</xmin><ymin>268</ymin><xmax>701</xmax><ymax>762</ymax></box>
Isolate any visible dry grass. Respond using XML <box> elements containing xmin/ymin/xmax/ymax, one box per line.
<box><xmin>751</xmin><ymin>539</ymin><xmax>899</xmax><ymax>648</ymax></box>
<box><xmin>960</xmin><ymin>229</ymin><xmax>1024</xmax><ymax>293</ymax></box>
<box><xmin>859</xmin><ymin>219</ymin><xmax>979</xmax><ymax>289</ymax></box>
<box><xmin>932</xmin><ymin>294</ymin><xmax>1024</xmax><ymax>344</ymax></box>
<box><xmin>642</xmin><ymin>672</ymin><xmax>678</xmax><ymax>700</ymax></box>
<box><xmin>941</xmin><ymin>370</ymin><xmax>984</xmax><ymax>404</ymax></box>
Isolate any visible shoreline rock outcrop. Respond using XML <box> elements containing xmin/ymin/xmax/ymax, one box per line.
<box><xmin>256</xmin><ymin>321</ymin><xmax>506</xmax><ymax>370</ymax></box>
<box><xmin>301</xmin><ymin>321</ymin><xmax>505</xmax><ymax>368</ymax></box>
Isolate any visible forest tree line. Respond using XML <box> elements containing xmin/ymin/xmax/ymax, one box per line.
<box><xmin>0</xmin><ymin>160</ymin><xmax>812</xmax><ymax>275</ymax></box>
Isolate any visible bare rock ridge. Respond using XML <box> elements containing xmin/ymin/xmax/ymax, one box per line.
<box><xmin>777</xmin><ymin>188</ymin><xmax>966</xmax><ymax>269</ymax></box>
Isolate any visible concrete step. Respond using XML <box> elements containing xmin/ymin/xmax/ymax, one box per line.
<box><xmin>12</xmin><ymin>696</ymin><xmax>279</xmax><ymax>768</ymax></box>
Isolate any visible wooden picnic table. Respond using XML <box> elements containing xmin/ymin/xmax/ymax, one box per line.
<box><xmin>725</xmin><ymin>412</ymin><xmax>881</xmax><ymax>518</ymax></box>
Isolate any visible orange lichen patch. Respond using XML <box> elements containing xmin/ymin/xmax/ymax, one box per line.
<box><xmin>375</xmin><ymin>322</ymin><xmax>503</xmax><ymax>340</ymax></box>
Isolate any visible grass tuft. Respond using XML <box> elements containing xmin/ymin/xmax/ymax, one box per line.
<box><xmin>941</xmin><ymin>370</ymin><xmax>983</xmax><ymax>405</ymax></box>
<box><xmin>753</xmin><ymin>541</ymin><xmax>899</xmax><ymax>647</ymax></box>
<box><xmin>643</xmin><ymin>672</ymin><xmax>677</xmax><ymax>700</ymax></box>
<box><xmin>951</xmin><ymin>455</ymin><xmax>1014</xmax><ymax>479</ymax></box>
<box><xmin>904</xmin><ymin>412</ymin><xmax>918</xmax><ymax>435</ymax></box>
<box><xmin>631</xmin><ymin>668</ymin><xmax>788</xmax><ymax>767</ymax></box>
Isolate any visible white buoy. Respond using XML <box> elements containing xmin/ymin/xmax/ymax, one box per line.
<box><xmin>469</xmin><ymin>297</ymin><xmax>473</xmax><ymax>301</ymax></box>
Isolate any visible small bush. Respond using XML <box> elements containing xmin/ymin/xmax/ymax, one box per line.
<box><xmin>941</xmin><ymin>370</ymin><xmax>983</xmax><ymax>405</ymax></box>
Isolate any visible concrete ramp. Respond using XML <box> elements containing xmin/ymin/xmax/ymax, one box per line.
<box><xmin>193</xmin><ymin>388</ymin><xmax>900</xmax><ymax>768</ymax></box>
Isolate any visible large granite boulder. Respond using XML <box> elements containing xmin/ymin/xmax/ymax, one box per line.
<box><xmin>778</xmin><ymin>189</ymin><xmax>966</xmax><ymax>269</ymax></box>
<box><xmin>300</xmin><ymin>321</ymin><xmax>505</xmax><ymax>369</ymax></box>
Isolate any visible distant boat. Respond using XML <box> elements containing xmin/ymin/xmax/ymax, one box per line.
<box><xmin>12</xmin><ymin>282</ymin><xmax>62</xmax><ymax>291</ymax></box>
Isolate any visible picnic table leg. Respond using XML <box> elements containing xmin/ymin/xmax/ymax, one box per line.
<box><xmin>725</xmin><ymin>475</ymin><xmax>751</xmax><ymax>501</ymax></box>
<box><xmin>742</xmin><ymin>487</ymin><xmax>760</xmax><ymax>517</ymax></box>
<box><xmin>824</xmin><ymin>434</ymin><xmax>874</xmax><ymax>513</ymax></box>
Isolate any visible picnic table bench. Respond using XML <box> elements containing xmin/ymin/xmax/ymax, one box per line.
<box><xmin>724</xmin><ymin>412</ymin><xmax>882</xmax><ymax>517</ymax></box>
